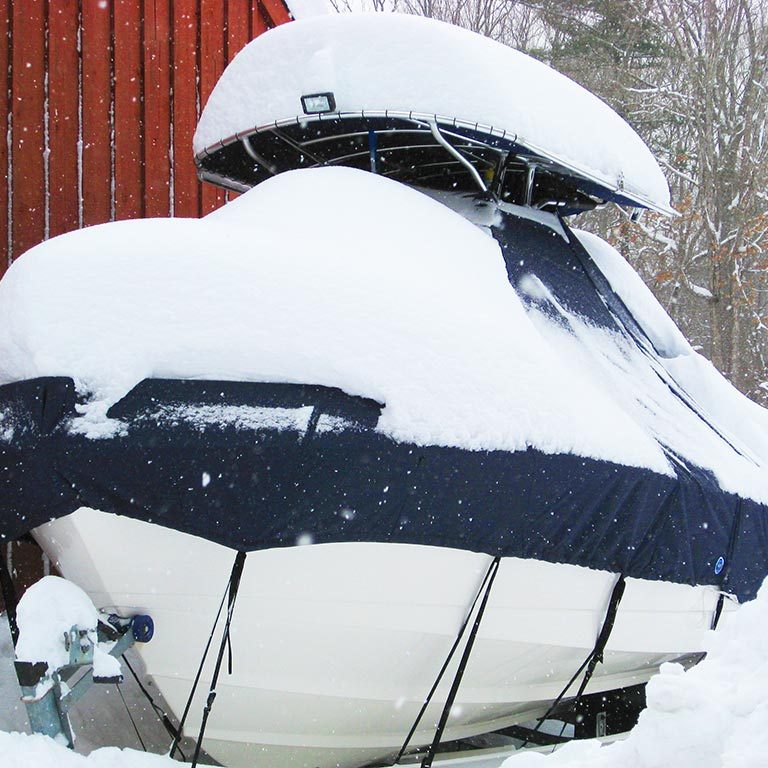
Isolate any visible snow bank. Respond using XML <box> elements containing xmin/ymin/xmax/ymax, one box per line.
<box><xmin>0</xmin><ymin>731</ymin><xmax>180</xmax><ymax>768</ymax></box>
<box><xmin>504</xmin><ymin>578</ymin><xmax>768</xmax><ymax>768</ymax></box>
<box><xmin>193</xmin><ymin>13</ymin><xmax>670</xmax><ymax>212</ymax></box>
<box><xmin>15</xmin><ymin>576</ymin><xmax>98</xmax><ymax>671</ymax></box>
<box><xmin>0</xmin><ymin>167</ymin><xmax>672</xmax><ymax>473</ymax></box>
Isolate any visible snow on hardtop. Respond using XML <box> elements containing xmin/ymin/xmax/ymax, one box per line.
<box><xmin>193</xmin><ymin>13</ymin><xmax>670</xmax><ymax>211</ymax></box>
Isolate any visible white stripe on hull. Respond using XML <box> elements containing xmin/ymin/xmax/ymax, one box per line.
<box><xmin>34</xmin><ymin>508</ymin><xmax>727</xmax><ymax>768</ymax></box>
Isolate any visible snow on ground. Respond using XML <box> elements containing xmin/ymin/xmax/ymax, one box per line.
<box><xmin>193</xmin><ymin>13</ymin><xmax>670</xmax><ymax>211</ymax></box>
<box><xmin>0</xmin><ymin>732</ymin><xmax>181</xmax><ymax>768</ymax></box>
<box><xmin>505</xmin><ymin>578</ymin><xmax>768</xmax><ymax>768</ymax></box>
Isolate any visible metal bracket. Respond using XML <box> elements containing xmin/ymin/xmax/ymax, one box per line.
<box><xmin>15</xmin><ymin>613</ymin><xmax>153</xmax><ymax>748</ymax></box>
<box><xmin>427</xmin><ymin>120</ymin><xmax>487</xmax><ymax>193</ymax></box>
<box><xmin>596</xmin><ymin>710</ymin><xmax>608</xmax><ymax>738</ymax></box>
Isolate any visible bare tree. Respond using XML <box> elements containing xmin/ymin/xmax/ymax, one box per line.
<box><xmin>649</xmin><ymin>0</ymin><xmax>768</xmax><ymax>398</ymax></box>
<box><xmin>570</xmin><ymin>0</ymin><xmax>768</xmax><ymax>401</ymax></box>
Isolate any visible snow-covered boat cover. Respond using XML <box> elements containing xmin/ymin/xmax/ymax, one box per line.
<box><xmin>0</xmin><ymin>169</ymin><xmax>765</xmax><ymax>598</ymax></box>
<box><xmin>194</xmin><ymin>14</ymin><xmax>672</xmax><ymax>213</ymax></box>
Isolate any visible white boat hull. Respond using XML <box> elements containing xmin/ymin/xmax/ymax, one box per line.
<box><xmin>34</xmin><ymin>508</ymin><xmax>725</xmax><ymax>768</ymax></box>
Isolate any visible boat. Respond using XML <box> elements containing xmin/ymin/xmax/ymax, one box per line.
<box><xmin>1</xmin><ymin>13</ymin><xmax>767</xmax><ymax>768</ymax></box>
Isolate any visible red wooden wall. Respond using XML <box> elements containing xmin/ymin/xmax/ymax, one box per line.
<box><xmin>0</xmin><ymin>0</ymin><xmax>292</xmax><ymax>279</ymax></box>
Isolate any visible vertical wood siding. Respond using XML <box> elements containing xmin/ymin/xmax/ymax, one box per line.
<box><xmin>48</xmin><ymin>2</ymin><xmax>80</xmax><ymax>238</ymax></box>
<box><xmin>11</xmin><ymin>1</ymin><xmax>46</xmax><ymax>258</ymax></box>
<box><xmin>0</xmin><ymin>0</ymin><xmax>292</xmax><ymax>278</ymax></box>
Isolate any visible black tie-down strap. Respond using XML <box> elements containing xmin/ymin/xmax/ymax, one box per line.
<box><xmin>0</xmin><ymin>544</ymin><xmax>19</xmax><ymax>646</ymax></box>
<box><xmin>711</xmin><ymin>592</ymin><xmax>730</xmax><ymax>631</ymax></box>
<box><xmin>122</xmin><ymin>654</ymin><xmax>185</xmax><ymax>758</ymax></box>
<box><xmin>393</xmin><ymin>555</ymin><xmax>502</xmax><ymax>768</ymax></box>
<box><xmin>170</xmin><ymin>550</ymin><xmax>247</xmax><ymax>765</ymax></box>
<box><xmin>421</xmin><ymin>555</ymin><xmax>501</xmax><ymax>768</ymax></box>
<box><xmin>711</xmin><ymin>499</ymin><xmax>744</xmax><ymax>631</ymax></box>
<box><xmin>522</xmin><ymin>573</ymin><xmax>626</xmax><ymax>747</ymax></box>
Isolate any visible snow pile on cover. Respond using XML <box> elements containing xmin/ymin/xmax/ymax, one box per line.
<box><xmin>0</xmin><ymin>731</ymin><xmax>181</xmax><ymax>768</ymax></box>
<box><xmin>0</xmin><ymin>167</ymin><xmax>670</xmax><ymax>471</ymax></box>
<box><xmin>145</xmin><ymin>403</ymin><xmax>316</xmax><ymax>434</ymax></box>
<box><xmin>573</xmin><ymin>230</ymin><xmax>690</xmax><ymax>358</ymax></box>
<box><xmin>0</xmin><ymin>167</ymin><xmax>766</xmax><ymax>501</ymax></box>
<box><xmin>573</xmin><ymin>230</ymin><xmax>768</xmax><ymax>471</ymax></box>
<box><xmin>15</xmin><ymin>576</ymin><xmax>99</xmax><ymax>671</ymax></box>
<box><xmin>521</xmin><ymin>289</ymin><xmax>767</xmax><ymax>502</ymax></box>
<box><xmin>504</xmin><ymin>578</ymin><xmax>768</xmax><ymax>768</ymax></box>
<box><xmin>194</xmin><ymin>13</ymin><xmax>670</xmax><ymax>210</ymax></box>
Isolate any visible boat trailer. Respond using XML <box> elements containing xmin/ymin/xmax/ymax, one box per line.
<box><xmin>13</xmin><ymin>611</ymin><xmax>154</xmax><ymax>747</ymax></box>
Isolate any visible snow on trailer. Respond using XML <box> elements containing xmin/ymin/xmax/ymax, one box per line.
<box><xmin>194</xmin><ymin>13</ymin><xmax>673</xmax><ymax>214</ymax></box>
<box><xmin>10</xmin><ymin>577</ymin><xmax>154</xmax><ymax>749</ymax></box>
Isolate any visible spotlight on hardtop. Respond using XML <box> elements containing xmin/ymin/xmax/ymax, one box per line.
<box><xmin>301</xmin><ymin>92</ymin><xmax>336</xmax><ymax>114</ymax></box>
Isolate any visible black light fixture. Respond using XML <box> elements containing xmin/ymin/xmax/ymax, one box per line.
<box><xmin>301</xmin><ymin>92</ymin><xmax>337</xmax><ymax>114</ymax></box>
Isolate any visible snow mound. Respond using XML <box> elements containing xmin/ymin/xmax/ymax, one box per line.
<box><xmin>0</xmin><ymin>167</ymin><xmax>670</xmax><ymax>472</ymax></box>
<box><xmin>504</xmin><ymin>578</ymin><xmax>768</xmax><ymax>768</ymax></box>
<box><xmin>0</xmin><ymin>731</ymin><xmax>179</xmax><ymax>768</ymax></box>
<box><xmin>193</xmin><ymin>13</ymin><xmax>670</xmax><ymax>212</ymax></box>
<box><xmin>15</xmin><ymin>576</ymin><xmax>98</xmax><ymax>671</ymax></box>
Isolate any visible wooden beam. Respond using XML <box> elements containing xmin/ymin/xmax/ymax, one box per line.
<box><xmin>144</xmin><ymin>0</ymin><xmax>172</xmax><ymax>217</ymax></box>
<box><xmin>48</xmin><ymin>0</ymin><xmax>80</xmax><ymax>238</ymax></box>
<box><xmin>114</xmin><ymin>0</ymin><xmax>144</xmax><ymax>220</ymax></box>
<box><xmin>172</xmin><ymin>0</ymin><xmax>201</xmax><ymax>218</ymax></box>
<box><xmin>0</xmin><ymin>0</ymin><xmax>10</xmax><ymax>273</ymax></box>
<box><xmin>81</xmin><ymin>0</ymin><xmax>113</xmax><ymax>227</ymax></box>
<box><xmin>260</xmin><ymin>0</ymin><xmax>293</xmax><ymax>28</ymax></box>
<box><xmin>11</xmin><ymin>0</ymin><xmax>46</xmax><ymax>259</ymax></box>
<box><xmin>199</xmin><ymin>0</ymin><xmax>227</xmax><ymax>214</ymax></box>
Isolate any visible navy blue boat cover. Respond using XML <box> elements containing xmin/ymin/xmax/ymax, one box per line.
<box><xmin>1</xmin><ymin>211</ymin><xmax>766</xmax><ymax>601</ymax></box>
